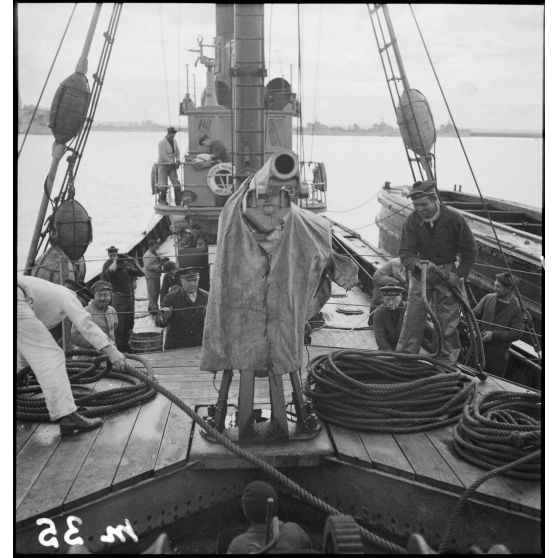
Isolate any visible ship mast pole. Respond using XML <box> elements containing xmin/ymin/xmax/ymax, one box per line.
<box><xmin>24</xmin><ymin>3</ymin><xmax>103</xmax><ymax>274</ymax></box>
<box><xmin>379</xmin><ymin>5</ymin><xmax>434</xmax><ymax>181</ymax></box>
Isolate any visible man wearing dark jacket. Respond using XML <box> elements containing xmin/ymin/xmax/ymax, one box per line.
<box><xmin>373</xmin><ymin>285</ymin><xmax>407</xmax><ymax>351</ymax></box>
<box><xmin>473</xmin><ymin>272</ymin><xmax>525</xmax><ymax>376</ymax></box>
<box><xmin>396</xmin><ymin>180</ymin><xmax>478</xmax><ymax>364</ymax></box>
<box><xmin>156</xmin><ymin>267</ymin><xmax>208</xmax><ymax>350</ymax></box>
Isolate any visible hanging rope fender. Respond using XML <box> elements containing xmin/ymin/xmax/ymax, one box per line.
<box><xmin>303</xmin><ymin>349</ymin><xmax>480</xmax><ymax>433</ymax></box>
<box><xmin>16</xmin><ymin>350</ymin><xmax>156</xmax><ymax>422</ymax></box>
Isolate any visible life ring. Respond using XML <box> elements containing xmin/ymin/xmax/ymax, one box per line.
<box><xmin>206</xmin><ymin>162</ymin><xmax>234</xmax><ymax>196</ymax></box>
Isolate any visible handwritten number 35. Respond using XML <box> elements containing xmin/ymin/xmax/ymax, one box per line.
<box><xmin>36</xmin><ymin>516</ymin><xmax>84</xmax><ymax>549</ymax></box>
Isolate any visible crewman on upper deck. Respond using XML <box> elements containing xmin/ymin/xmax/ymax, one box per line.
<box><xmin>157</xmin><ymin>126</ymin><xmax>181</xmax><ymax>206</ymax></box>
<box><xmin>473</xmin><ymin>272</ymin><xmax>526</xmax><ymax>376</ymax></box>
<box><xmin>396</xmin><ymin>180</ymin><xmax>477</xmax><ymax>365</ymax></box>
<box><xmin>198</xmin><ymin>133</ymin><xmax>229</xmax><ymax>165</ymax></box>
<box><xmin>17</xmin><ymin>275</ymin><xmax>126</xmax><ymax>435</ymax></box>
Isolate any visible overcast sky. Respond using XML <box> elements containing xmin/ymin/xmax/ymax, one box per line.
<box><xmin>16</xmin><ymin>3</ymin><xmax>544</xmax><ymax>130</ymax></box>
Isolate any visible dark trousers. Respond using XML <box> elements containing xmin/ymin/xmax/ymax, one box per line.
<box><xmin>145</xmin><ymin>275</ymin><xmax>161</xmax><ymax>314</ymax></box>
<box><xmin>112</xmin><ymin>292</ymin><xmax>134</xmax><ymax>352</ymax></box>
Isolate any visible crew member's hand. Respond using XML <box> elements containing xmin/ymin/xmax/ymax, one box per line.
<box><xmin>481</xmin><ymin>331</ymin><xmax>494</xmax><ymax>342</ymax></box>
<box><xmin>101</xmin><ymin>344</ymin><xmax>126</xmax><ymax>370</ymax></box>
<box><xmin>446</xmin><ymin>271</ymin><xmax>460</xmax><ymax>287</ymax></box>
<box><xmin>160</xmin><ymin>307</ymin><xmax>172</xmax><ymax>318</ymax></box>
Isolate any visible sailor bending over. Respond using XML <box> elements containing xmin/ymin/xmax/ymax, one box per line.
<box><xmin>17</xmin><ymin>276</ymin><xmax>126</xmax><ymax>435</ymax></box>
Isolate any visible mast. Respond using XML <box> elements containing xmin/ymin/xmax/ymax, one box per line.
<box><xmin>368</xmin><ymin>4</ymin><xmax>435</xmax><ymax>182</ymax></box>
<box><xmin>232</xmin><ymin>4</ymin><xmax>266</xmax><ymax>171</ymax></box>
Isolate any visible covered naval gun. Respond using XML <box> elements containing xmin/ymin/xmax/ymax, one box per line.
<box><xmin>200</xmin><ymin>149</ymin><xmax>358</xmax><ymax>442</ymax></box>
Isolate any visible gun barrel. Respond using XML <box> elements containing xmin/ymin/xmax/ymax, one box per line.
<box><xmin>254</xmin><ymin>149</ymin><xmax>299</xmax><ymax>190</ymax></box>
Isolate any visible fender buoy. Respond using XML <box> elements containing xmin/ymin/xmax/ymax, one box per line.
<box><xmin>206</xmin><ymin>162</ymin><xmax>234</xmax><ymax>196</ymax></box>
<box><xmin>313</xmin><ymin>162</ymin><xmax>327</xmax><ymax>192</ymax></box>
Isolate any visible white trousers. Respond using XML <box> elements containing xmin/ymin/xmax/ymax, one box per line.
<box><xmin>17</xmin><ymin>289</ymin><xmax>77</xmax><ymax>421</ymax></box>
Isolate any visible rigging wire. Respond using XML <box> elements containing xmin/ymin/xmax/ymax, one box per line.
<box><xmin>17</xmin><ymin>3</ymin><xmax>77</xmax><ymax>159</ymax></box>
<box><xmin>309</xmin><ymin>4</ymin><xmax>323</xmax><ymax>162</ymax></box>
<box><xmin>408</xmin><ymin>4</ymin><xmax>541</xmax><ymax>359</ymax></box>
<box><xmin>296</xmin><ymin>5</ymin><xmax>305</xmax><ymax>167</ymax></box>
<box><xmin>158</xmin><ymin>4</ymin><xmax>172</xmax><ymax>127</ymax></box>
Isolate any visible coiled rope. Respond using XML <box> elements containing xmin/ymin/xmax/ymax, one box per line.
<box><xmin>16</xmin><ymin>350</ymin><xmax>156</xmax><ymax>421</ymax></box>
<box><xmin>121</xmin><ymin>364</ymin><xmax>406</xmax><ymax>554</ymax></box>
<box><xmin>439</xmin><ymin>390</ymin><xmax>541</xmax><ymax>552</ymax></box>
<box><xmin>304</xmin><ymin>349</ymin><xmax>479</xmax><ymax>433</ymax></box>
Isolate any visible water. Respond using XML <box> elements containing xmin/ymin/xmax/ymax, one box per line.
<box><xmin>17</xmin><ymin>132</ymin><xmax>542</xmax><ymax>278</ymax></box>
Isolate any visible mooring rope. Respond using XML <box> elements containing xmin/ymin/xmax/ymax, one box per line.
<box><xmin>438</xmin><ymin>390</ymin><xmax>541</xmax><ymax>552</ymax></box>
<box><xmin>16</xmin><ymin>350</ymin><xmax>156</xmax><ymax>421</ymax></box>
<box><xmin>304</xmin><ymin>349</ymin><xmax>480</xmax><ymax>433</ymax></box>
<box><xmin>121</xmin><ymin>363</ymin><xmax>406</xmax><ymax>554</ymax></box>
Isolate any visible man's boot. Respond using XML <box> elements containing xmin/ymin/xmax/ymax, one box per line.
<box><xmin>59</xmin><ymin>411</ymin><xmax>103</xmax><ymax>436</ymax></box>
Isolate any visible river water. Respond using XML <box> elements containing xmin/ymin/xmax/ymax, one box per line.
<box><xmin>17</xmin><ymin>132</ymin><xmax>543</xmax><ymax>278</ymax></box>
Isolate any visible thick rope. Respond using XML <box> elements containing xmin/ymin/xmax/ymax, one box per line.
<box><xmin>438</xmin><ymin>390</ymin><xmax>541</xmax><ymax>552</ymax></box>
<box><xmin>122</xmin><ymin>365</ymin><xmax>406</xmax><ymax>554</ymax></box>
<box><xmin>304</xmin><ymin>349</ymin><xmax>479</xmax><ymax>433</ymax></box>
<box><xmin>16</xmin><ymin>350</ymin><xmax>156</xmax><ymax>421</ymax></box>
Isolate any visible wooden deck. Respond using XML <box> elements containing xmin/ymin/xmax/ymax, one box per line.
<box><xmin>16</xmin><ymin>281</ymin><xmax>540</xmax><ymax>552</ymax></box>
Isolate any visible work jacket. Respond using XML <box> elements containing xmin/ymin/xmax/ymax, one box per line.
<box><xmin>399</xmin><ymin>204</ymin><xmax>477</xmax><ymax>278</ymax></box>
<box><xmin>373</xmin><ymin>302</ymin><xmax>407</xmax><ymax>351</ymax></box>
<box><xmin>157</xmin><ymin>137</ymin><xmax>180</xmax><ymax>164</ymax></box>
<box><xmin>158</xmin><ymin>287</ymin><xmax>208</xmax><ymax>350</ymax></box>
<box><xmin>71</xmin><ymin>302</ymin><xmax>118</xmax><ymax>347</ymax></box>
<box><xmin>143</xmin><ymin>248</ymin><xmax>163</xmax><ymax>278</ymax></box>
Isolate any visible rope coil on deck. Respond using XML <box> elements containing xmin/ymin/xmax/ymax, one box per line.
<box><xmin>16</xmin><ymin>350</ymin><xmax>157</xmax><ymax>421</ymax></box>
<box><xmin>119</xmin><ymin>364</ymin><xmax>406</xmax><ymax>554</ymax></box>
<box><xmin>304</xmin><ymin>349</ymin><xmax>479</xmax><ymax>432</ymax></box>
<box><xmin>453</xmin><ymin>390</ymin><xmax>541</xmax><ymax>479</ymax></box>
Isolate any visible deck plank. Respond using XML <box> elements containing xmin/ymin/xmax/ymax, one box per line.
<box><xmin>64</xmin><ymin>405</ymin><xmax>142</xmax><ymax>507</ymax></box>
<box><xmin>15</xmin><ymin>424</ymin><xmax>61</xmax><ymax>511</ymax></box>
<box><xmin>112</xmin><ymin>394</ymin><xmax>172</xmax><ymax>488</ymax></box>
<box><xmin>16</xmin><ymin>422</ymin><xmax>40</xmax><ymax>452</ymax></box>
<box><xmin>425</xmin><ymin>424</ymin><xmax>538</xmax><ymax>515</ymax></box>
<box><xmin>16</xmin><ymin>424</ymin><xmax>103</xmax><ymax>522</ymax></box>
<box><xmin>394</xmin><ymin>432</ymin><xmax>463</xmax><ymax>490</ymax></box>
<box><xmin>154</xmin><ymin>403</ymin><xmax>193</xmax><ymax>475</ymax></box>
<box><xmin>359</xmin><ymin>432</ymin><xmax>415</xmax><ymax>479</ymax></box>
<box><xmin>327</xmin><ymin>424</ymin><xmax>372</xmax><ymax>466</ymax></box>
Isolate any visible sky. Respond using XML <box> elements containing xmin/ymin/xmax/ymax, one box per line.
<box><xmin>16</xmin><ymin>3</ymin><xmax>544</xmax><ymax>131</ymax></box>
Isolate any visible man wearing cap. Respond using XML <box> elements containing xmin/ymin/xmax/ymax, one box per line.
<box><xmin>106</xmin><ymin>253</ymin><xmax>144</xmax><ymax>351</ymax></box>
<box><xmin>17</xmin><ymin>275</ymin><xmax>126</xmax><ymax>435</ymax></box>
<box><xmin>157</xmin><ymin>127</ymin><xmax>181</xmax><ymax>205</ymax></box>
<box><xmin>227</xmin><ymin>481</ymin><xmax>311</xmax><ymax>554</ymax></box>
<box><xmin>473</xmin><ymin>272</ymin><xmax>525</xmax><ymax>376</ymax></box>
<box><xmin>159</xmin><ymin>260</ymin><xmax>181</xmax><ymax>305</ymax></box>
<box><xmin>71</xmin><ymin>281</ymin><xmax>118</xmax><ymax>348</ymax></box>
<box><xmin>143</xmin><ymin>239</ymin><xmax>167</xmax><ymax>315</ymax></box>
<box><xmin>373</xmin><ymin>285</ymin><xmax>407</xmax><ymax>351</ymax></box>
<box><xmin>101</xmin><ymin>246</ymin><xmax>118</xmax><ymax>281</ymax></box>
<box><xmin>156</xmin><ymin>267</ymin><xmax>208</xmax><ymax>350</ymax></box>
<box><xmin>396</xmin><ymin>180</ymin><xmax>477</xmax><ymax>364</ymax></box>
<box><xmin>368</xmin><ymin>257</ymin><xmax>407</xmax><ymax>324</ymax></box>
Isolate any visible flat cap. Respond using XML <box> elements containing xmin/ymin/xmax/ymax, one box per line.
<box><xmin>408</xmin><ymin>180</ymin><xmax>437</xmax><ymax>200</ymax></box>
<box><xmin>167</xmin><ymin>126</ymin><xmax>177</xmax><ymax>134</ymax></box>
<box><xmin>106</xmin><ymin>246</ymin><xmax>118</xmax><ymax>253</ymax></box>
<box><xmin>380</xmin><ymin>285</ymin><xmax>404</xmax><ymax>296</ymax></box>
<box><xmin>91</xmin><ymin>280</ymin><xmax>112</xmax><ymax>293</ymax></box>
<box><xmin>198</xmin><ymin>134</ymin><xmax>210</xmax><ymax>145</ymax></box>
<box><xmin>162</xmin><ymin>261</ymin><xmax>177</xmax><ymax>272</ymax></box>
<box><xmin>176</xmin><ymin>266</ymin><xmax>202</xmax><ymax>278</ymax></box>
